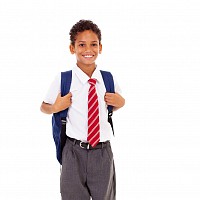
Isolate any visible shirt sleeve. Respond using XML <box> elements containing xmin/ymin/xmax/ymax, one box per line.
<box><xmin>43</xmin><ymin>73</ymin><xmax>61</xmax><ymax>105</ymax></box>
<box><xmin>113</xmin><ymin>74</ymin><xmax>122</xmax><ymax>94</ymax></box>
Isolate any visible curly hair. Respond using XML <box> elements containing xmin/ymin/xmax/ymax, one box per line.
<box><xmin>69</xmin><ymin>20</ymin><xmax>101</xmax><ymax>46</ymax></box>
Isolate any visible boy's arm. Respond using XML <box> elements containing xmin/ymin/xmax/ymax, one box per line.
<box><xmin>40</xmin><ymin>92</ymin><xmax>72</xmax><ymax>114</ymax></box>
<box><xmin>104</xmin><ymin>92</ymin><xmax>125</xmax><ymax>111</ymax></box>
<box><xmin>40</xmin><ymin>102</ymin><xmax>55</xmax><ymax>114</ymax></box>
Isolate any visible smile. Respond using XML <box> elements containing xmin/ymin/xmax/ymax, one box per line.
<box><xmin>83</xmin><ymin>55</ymin><xmax>93</xmax><ymax>58</ymax></box>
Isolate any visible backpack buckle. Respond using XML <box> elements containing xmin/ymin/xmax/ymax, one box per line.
<box><xmin>61</xmin><ymin>118</ymin><xmax>67</xmax><ymax>125</ymax></box>
<box><xmin>108</xmin><ymin>111</ymin><xmax>113</xmax><ymax>117</ymax></box>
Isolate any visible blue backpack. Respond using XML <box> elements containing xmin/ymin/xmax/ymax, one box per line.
<box><xmin>52</xmin><ymin>70</ymin><xmax>115</xmax><ymax>164</ymax></box>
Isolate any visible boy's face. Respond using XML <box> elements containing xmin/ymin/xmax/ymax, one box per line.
<box><xmin>70</xmin><ymin>30</ymin><xmax>102</xmax><ymax>68</ymax></box>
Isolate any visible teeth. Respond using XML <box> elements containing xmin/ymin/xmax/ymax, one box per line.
<box><xmin>84</xmin><ymin>55</ymin><xmax>93</xmax><ymax>58</ymax></box>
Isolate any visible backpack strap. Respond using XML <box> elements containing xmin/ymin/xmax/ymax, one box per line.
<box><xmin>60</xmin><ymin>70</ymin><xmax>72</xmax><ymax>161</ymax></box>
<box><xmin>52</xmin><ymin>70</ymin><xmax>72</xmax><ymax>164</ymax></box>
<box><xmin>100</xmin><ymin>70</ymin><xmax>115</xmax><ymax>135</ymax></box>
<box><xmin>60</xmin><ymin>70</ymin><xmax>72</xmax><ymax>118</ymax></box>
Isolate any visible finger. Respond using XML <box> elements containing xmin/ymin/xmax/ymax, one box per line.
<box><xmin>105</xmin><ymin>93</ymin><xmax>115</xmax><ymax>99</ymax></box>
<box><xmin>105</xmin><ymin>101</ymin><xmax>113</xmax><ymax>106</ymax></box>
<box><xmin>105</xmin><ymin>93</ymin><xmax>111</xmax><ymax>99</ymax></box>
<box><xmin>104</xmin><ymin>96</ymin><xmax>110</xmax><ymax>101</ymax></box>
<box><xmin>63</xmin><ymin>92</ymin><xmax>72</xmax><ymax>98</ymax></box>
<box><xmin>105</xmin><ymin>92</ymin><xmax>112</xmax><ymax>96</ymax></box>
<box><xmin>105</xmin><ymin>95</ymin><xmax>113</xmax><ymax>101</ymax></box>
<box><xmin>67</xmin><ymin>92</ymin><xmax>72</xmax><ymax>97</ymax></box>
<box><xmin>105</xmin><ymin>96</ymin><xmax>111</xmax><ymax>103</ymax></box>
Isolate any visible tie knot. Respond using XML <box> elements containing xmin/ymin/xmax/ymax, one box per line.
<box><xmin>88</xmin><ymin>78</ymin><xmax>96</xmax><ymax>86</ymax></box>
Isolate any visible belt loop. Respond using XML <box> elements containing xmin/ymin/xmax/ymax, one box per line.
<box><xmin>101</xmin><ymin>143</ymin><xmax>104</xmax><ymax>149</ymax></box>
<box><xmin>73</xmin><ymin>139</ymin><xmax>76</xmax><ymax>146</ymax></box>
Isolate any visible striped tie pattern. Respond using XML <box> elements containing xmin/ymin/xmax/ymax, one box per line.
<box><xmin>87</xmin><ymin>78</ymin><xmax>100</xmax><ymax>147</ymax></box>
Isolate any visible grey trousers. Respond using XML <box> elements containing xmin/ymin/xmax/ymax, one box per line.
<box><xmin>60</xmin><ymin>138</ymin><xmax>116</xmax><ymax>200</ymax></box>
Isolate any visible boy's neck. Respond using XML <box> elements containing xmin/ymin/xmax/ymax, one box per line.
<box><xmin>76</xmin><ymin>63</ymin><xmax>96</xmax><ymax>78</ymax></box>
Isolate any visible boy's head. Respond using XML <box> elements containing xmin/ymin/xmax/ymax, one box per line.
<box><xmin>69</xmin><ymin>20</ymin><xmax>102</xmax><ymax>69</ymax></box>
<box><xmin>69</xmin><ymin>20</ymin><xmax>101</xmax><ymax>46</ymax></box>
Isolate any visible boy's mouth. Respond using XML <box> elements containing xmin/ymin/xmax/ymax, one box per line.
<box><xmin>83</xmin><ymin>55</ymin><xmax>94</xmax><ymax>58</ymax></box>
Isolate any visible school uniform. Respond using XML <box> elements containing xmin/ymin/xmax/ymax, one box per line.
<box><xmin>44</xmin><ymin>65</ymin><xmax>121</xmax><ymax>200</ymax></box>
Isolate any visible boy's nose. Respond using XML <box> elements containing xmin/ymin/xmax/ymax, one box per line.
<box><xmin>85</xmin><ymin>45</ymin><xmax>92</xmax><ymax>52</ymax></box>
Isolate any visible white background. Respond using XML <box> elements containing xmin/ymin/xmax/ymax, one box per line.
<box><xmin>0</xmin><ymin>0</ymin><xmax>200</xmax><ymax>199</ymax></box>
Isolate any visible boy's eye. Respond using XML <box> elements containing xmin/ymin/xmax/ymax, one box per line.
<box><xmin>78</xmin><ymin>43</ymin><xmax>98</xmax><ymax>47</ymax></box>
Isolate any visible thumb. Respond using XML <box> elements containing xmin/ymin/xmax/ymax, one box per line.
<box><xmin>57</xmin><ymin>93</ymin><xmax>61</xmax><ymax>98</ymax></box>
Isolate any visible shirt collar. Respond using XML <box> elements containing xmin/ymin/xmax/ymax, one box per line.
<box><xmin>73</xmin><ymin>65</ymin><xmax>102</xmax><ymax>84</ymax></box>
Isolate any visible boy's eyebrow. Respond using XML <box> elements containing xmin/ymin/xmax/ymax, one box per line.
<box><xmin>78</xmin><ymin>41</ymin><xmax>98</xmax><ymax>43</ymax></box>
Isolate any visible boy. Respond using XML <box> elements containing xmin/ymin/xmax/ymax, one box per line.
<box><xmin>40</xmin><ymin>20</ymin><xmax>125</xmax><ymax>200</ymax></box>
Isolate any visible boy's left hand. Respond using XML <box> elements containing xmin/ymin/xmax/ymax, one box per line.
<box><xmin>104</xmin><ymin>92</ymin><xmax>125</xmax><ymax>109</ymax></box>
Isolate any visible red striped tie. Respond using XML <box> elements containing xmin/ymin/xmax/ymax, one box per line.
<box><xmin>87</xmin><ymin>78</ymin><xmax>100</xmax><ymax>147</ymax></box>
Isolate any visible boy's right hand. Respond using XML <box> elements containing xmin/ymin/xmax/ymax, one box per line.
<box><xmin>52</xmin><ymin>92</ymin><xmax>72</xmax><ymax>113</ymax></box>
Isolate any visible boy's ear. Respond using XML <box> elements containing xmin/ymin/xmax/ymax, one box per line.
<box><xmin>69</xmin><ymin>44</ymin><xmax>75</xmax><ymax>54</ymax></box>
<box><xmin>99</xmin><ymin>43</ymin><xmax>102</xmax><ymax>54</ymax></box>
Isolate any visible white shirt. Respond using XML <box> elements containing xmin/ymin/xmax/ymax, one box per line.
<box><xmin>44</xmin><ymin>65</ymin><xmax>122</xmax><ymax>142</ymax></box>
